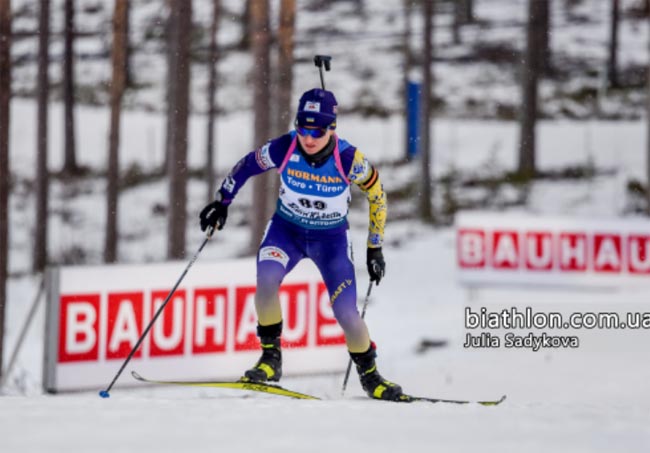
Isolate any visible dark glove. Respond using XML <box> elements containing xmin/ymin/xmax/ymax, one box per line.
<box><xmin>200</xmin><ymin>196</ymin><xmax>229</xmax><ymax>234</ymax></box>
<box><xmin>367</xmin><ymin>247</ymin><xmax>385</xmax><ymax>285</ymax></box>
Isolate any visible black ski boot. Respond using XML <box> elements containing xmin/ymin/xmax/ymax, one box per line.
<box><xmin>243</xmin><ymin>322</ymin><xmax>283</xmax><ymax>383</ymax></box>
<box><xmin>350</xmin><ymin>342</ymin><xmax>403</xmax><ymax>401</ymax></box>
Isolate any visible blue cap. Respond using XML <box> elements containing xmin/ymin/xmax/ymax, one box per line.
<box><xmin>295</xmin><ymin>88</ymin><xmax>337</xmax><ymax>129</ymax></box>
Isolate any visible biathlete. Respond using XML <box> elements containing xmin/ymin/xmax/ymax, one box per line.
<box><xmin>199</xmin><ymin>88</ymin><xmax>403</xmax><ymax>400</ymax></box>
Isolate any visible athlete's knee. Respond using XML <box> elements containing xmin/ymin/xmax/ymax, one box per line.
<box><xmin>255</xmin><ymin>260</ymin><xmax>285</xmax><ymax>306</ymax></box>
<box><xmin>332</xmin><ymin>298</ymin><xmax>363</xmax><ymax>332</ymax></box>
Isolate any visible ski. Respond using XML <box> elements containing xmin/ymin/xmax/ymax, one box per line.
<box><xmin>132</xmin><ymin>371</ymin><xmax>505</xmax><ymax>405</ymax></box>
<box><xmin>396</xmin><ymin>393</ymin><xmax>507</xmax><ymax>406</ymax></box>
<box><xmin>131</xmin><ymin>371</ymin><xmax>320</xmax><ymax>400</ymax></box>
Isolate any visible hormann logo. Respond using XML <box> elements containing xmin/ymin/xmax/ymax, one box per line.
<box><xmin>287</xmin><ymin>168</ymin><xmax>342</xmax><ymax>184</ymax></box>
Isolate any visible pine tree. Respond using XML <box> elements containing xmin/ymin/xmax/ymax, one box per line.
<box><xmin>518</xmin><ymin>0</ymin><xmax>547</xmax><ymax>176</ymax></box>
<box><xmin>608</xmin><ymin>0</ymin><xmax>620</xmax><ymax>89</ymax></box>
<box><xmin>166</xmin><ymin>0</ymin><xmax>192</xmax><ymax>259</ymax></box>
<box><xmin>205</xmin><ymin>0</ymin><xmax>221</xmax><ymax>203</ymax></box>
<box><xmin>0</xmin><ymin>0</ymin><xmax>12</xmax><ymax>382</ymax></box>
<box><xmin>249</xmin><ymin>0</ymin><xmax>272</xmax><ymax>253</ymax></box>
<box><xmin>419</xmin><ymin>0</ymin><xmax>435</xmax><ymax>223</ymax></box>
<box><xmin>33</xmin><ymin>0</ymin><xmax>50</xmax><ymax>272</ymax></box>
<box><xmin>104</xmin><ymin>0</ymin><xmax>129</xmax><ymax>263</ymax></box>
<box><xmin>62</xmin><ymin>0</ymin><xmax>79</xmax><ymax>175</ymax></box>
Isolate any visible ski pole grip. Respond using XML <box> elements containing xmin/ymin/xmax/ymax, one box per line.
<box><xmin>314</xmin><ymin>55</ymin><xmax>332</xmax><ymax>71</ymax></box>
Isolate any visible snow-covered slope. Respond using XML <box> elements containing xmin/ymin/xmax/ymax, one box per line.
<box><xmin>2</xmin><ymin>226</ymin><xmax>650</xmax><ymax>452</ymax></box>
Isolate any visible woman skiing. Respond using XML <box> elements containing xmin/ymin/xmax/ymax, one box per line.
<box><xmin>199</xmin><ymin>88</ymin><xmax>403</xmax><ymax>400</ymax></box>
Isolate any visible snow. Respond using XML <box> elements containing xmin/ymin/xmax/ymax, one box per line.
<box><xmin>7</xmin><ymin>98</ymin><xmax>648</xmax><ymax>270</ymax></box>
<box><xmin>3</xmin><ymin>92</ymin><xmax>650</xmax><ymax>453</ymax></box>
<box><xmin>2</xmin><ymin>223</ymin><xmax>650</xmax><ymax>452</ymax></box>
<box><xmin>2</xmin><ymin>0</ymin><xmax>650</xmax><ymax>451</ymax></box>
<box><xmin>2</xmin><ymin>229</ymin><xmax>650</xmax><ymax>452</ymax></box>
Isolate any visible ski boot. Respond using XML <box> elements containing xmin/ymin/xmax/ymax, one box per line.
<box><xmin>350</xmin><ymin>342</ymin><xmax>403</xmax><ymax>401</ymax></box>
<box><xmin>243</xmin><ymin>323</ymin><xmax>283</xmax><ymax>383</ymax></box>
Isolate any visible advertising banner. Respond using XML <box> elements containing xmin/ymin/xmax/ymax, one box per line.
<box><xmin>456</xmin><ymin>211</ymin><xmax>650</xmax><ymax>288</ymax></box>
<box><xmin>44</xmin><ymin>258</ymin><xmax>348</xmax><ymax>393</ymax></box>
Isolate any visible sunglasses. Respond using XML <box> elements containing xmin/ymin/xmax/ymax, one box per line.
<box><xmin>295</xmin><ymin>125</ymin><xmax>329</xmax><ymax>139</ymax></box>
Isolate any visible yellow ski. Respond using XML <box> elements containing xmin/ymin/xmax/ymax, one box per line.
<box><xmin>131</xmin><ymin>371</ymin><xmax>505</xmax><ymax>405</ymax></box>
<box><xmin>131</xmin><ymin>371</ymin><xmax>319</xmax><ymax>400</ymax></box>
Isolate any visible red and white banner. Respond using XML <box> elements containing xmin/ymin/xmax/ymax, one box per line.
<box><xmin>456</xmin><ymin>211</ymin><xmax>650</xmax><ymax>288</ymax></box>
<box><xmin>44</xmin><ymin>258</ymin><xmax>348</xmax><ymax>393</ymax></box>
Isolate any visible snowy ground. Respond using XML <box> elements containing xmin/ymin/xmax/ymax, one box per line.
<box><xmin>2</xmin><ymin>100</ymin><xmax>650</xmax><ymax>452</ymax></box>
<box><xmin>2</xmin><ymin>223</ymin><xmax>650</xmax><ymax>452</ymax></box>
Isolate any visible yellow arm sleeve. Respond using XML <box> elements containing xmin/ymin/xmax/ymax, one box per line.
<box><xmin>347</xmin><ymin>150</ymin><xmax>386</xmax><ymax>248</ymax></box>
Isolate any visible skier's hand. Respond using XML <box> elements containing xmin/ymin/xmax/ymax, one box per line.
<box><xmin>200</xmin><ymin>195</ymin><xmax>229</xmax><ymax>234</ymax></box>
<box><xmin>367</xmin><ymin>247</ymin><xmax>385</xmax><ymax>285</ymax></box>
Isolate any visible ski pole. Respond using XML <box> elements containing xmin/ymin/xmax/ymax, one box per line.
<box><xmin>313</xmin><ymin>55</ymin><xmax>331</xmax><ymax>90</ymax></box>
<box><xmin>99</xmin><ymin>227</ymin><xmax>215</xmax><ymax>398</ymax></box>
<box><xmin>341</xmin><ymin>280</ymin><xmax>373</xmax><ymax>396</ymax></box>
